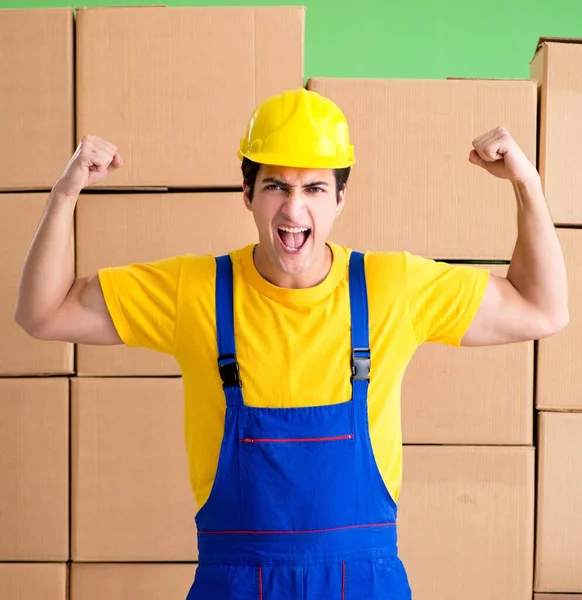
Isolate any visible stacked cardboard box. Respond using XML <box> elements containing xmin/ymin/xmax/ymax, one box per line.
<box><xmin>531</xmin><ymin>38</ymin><xmax>582</xmax><ymax>596</ymax></box>
<box><xmin>0</xmin><ymin>564</ymin><xmax>67</xmax><ymax>600</ymax></box>
<box><xmin>307</xmin><ymin>77</ymin><xmax>537</xmax><ymax>600</ymax></box>
<box><xmin>75</xmin><ymin>6</ymin><xmax>304</xmax><ymax>189</ymax></box>
<box><xmin>0</xmin><ymin>10</ymin><xmax>74</xmax><ymax>599</ymax></box>
<box><xmin>535</xmin><ymin>596</ymin><xmax>582</xmax><ymax>600</ymax></box>
<box><xmin>1</xmin><ymin>193</ymin><xmax>74</xmax><ymax>375</ymax></box>
<box><xmin>307</xmin><ymin>77</ymin><xmax>536</xmax><ymax>260</ymax></box>
<box><xmin>70</xmin><ymin>564</ymin><xmax>198</xmax><ymax>600</ymax></box>
<box><xmin>0</xmin><ymin>8</ymin><xmax>74</xmax><ymax>191</ymax></box>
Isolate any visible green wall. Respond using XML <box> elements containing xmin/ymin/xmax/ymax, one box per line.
<box><xmin>1</xmin><ymin>0</ymin><xmax>582</xmax><ymax>80</ymax></box>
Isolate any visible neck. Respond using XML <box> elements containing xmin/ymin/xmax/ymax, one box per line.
<box><xmin>253</xmin><ymin>243</ymin><xmax>333</xmax><ymax>289</ymax></box>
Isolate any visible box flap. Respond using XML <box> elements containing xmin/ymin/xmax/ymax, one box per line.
<box><xmin>533</xmin><ymin>36</ymin><xmax>582</xmax><ymax>59</ymax></box>
<box><xmin>446</xmin><ymin>76</ymin><xmax>535</xmax><ymax>83</ymax></box>
<box><xmin>77</xmin><ymin>4</ymin><xmax>166</xmax><ymax>11</ymax></box>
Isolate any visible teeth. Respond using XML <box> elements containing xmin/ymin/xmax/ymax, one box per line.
<box><xmin>278</xmin><ymin>226</ymin><xmax>309</xmax><ymax>233</ymax></box>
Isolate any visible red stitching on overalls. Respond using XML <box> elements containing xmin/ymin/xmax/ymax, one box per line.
<box><xmin>342</xmin><ymin>561</ymin><xmax>346</xmax><ymax>600</ymax></box>
<box><xmin>240</xmin><ymin>434</ymin><xmax>355</xmax><ymax>443</ymax></box>
<box><xmin>198</xmin><ymin>521</ymin><xmax>396</xmax><ymax>535</ymax></box>
<box><xmin>258</xmin><ymin>565</ymin><xmax>263</xmax><ymax>600</ymax></box>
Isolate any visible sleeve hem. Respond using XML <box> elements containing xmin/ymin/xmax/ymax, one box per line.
<box><xmin>447</xmin><ymin>267</ymin><xmax>491</xmax><ymax>348</ymax></box>
<box><xmin>98</xmin><ymin>268</ymin><xmax>138</xmax><ymax>347</ymax></box>
<box><xmin>403</xmin><ymin>252</ymin><xmax>420</xmax><ymax>346</ymax></box>
<box><xmin>171</xmin><ymin>258</ymin><xmax>184</xmax><ymax>355</ymax></box>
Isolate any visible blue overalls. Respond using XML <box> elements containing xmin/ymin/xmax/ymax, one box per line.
<box><xmin>186</xmin><ymin>251</ymin><xmax>412</xmax><ymax>599</ymax></box>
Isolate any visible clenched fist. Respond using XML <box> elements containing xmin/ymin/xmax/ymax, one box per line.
<box><xmin>469</xmin><ymin>126</ymin><xmax>539</xmax><ymax>185</ymax></box>
<box><xmin>53</xmin><ymin>135</ymin><xmax>123</xmax><ymax>197</ymax></box>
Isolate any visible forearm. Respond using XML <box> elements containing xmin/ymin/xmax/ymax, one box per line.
<box><xmin>506</xmin><ymin>176</ymin><xmax>569</xmax><ymax>326</ymax></box>
<box><xmin>14</xmin><ymin>189</ymin><xmax>77</xmax><ymax>331</ymax></box>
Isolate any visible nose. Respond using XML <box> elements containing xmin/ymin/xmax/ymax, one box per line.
<box><xmin>281</xmin><ymin>187</ymin><xmax>306</xmax><ymax>221</ymax></box>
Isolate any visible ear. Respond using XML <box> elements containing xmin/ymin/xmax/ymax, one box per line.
<box><xmin>336</xmin><ymin>184</ymin><xmax>346</xmax><ymax>216</ymax></box>
<box><xmin>243</xmin><ymin>182</ymin><xmax>252</xmax><ymax>212</ymax></box>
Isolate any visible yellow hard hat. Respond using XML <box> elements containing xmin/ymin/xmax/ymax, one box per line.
<box><xmin>238</xmin><ymin>88</ymin><xmax>355</xmax><ymax>169</ymax></box>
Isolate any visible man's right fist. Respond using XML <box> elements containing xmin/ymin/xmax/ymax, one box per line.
<box><xmin>53</xmin><ymin>135</ymin><xmax>123</xmax><ymax>197</ymax></box>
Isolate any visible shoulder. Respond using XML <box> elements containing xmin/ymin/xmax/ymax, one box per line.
<box><xmin>178</xmin><ymin>245</ymin><xmax>253</xmax><ymax>290</ymax></box>
<box><xmin>364</xmin><ymin>249</ymin><xmax>488</xmax><ymax>288</ymax></box>
<box><xmin>328</xmin><ymin>244</ymin><xmax>408</xmax><ymax>277</ymax></box>
<box><xmin>334</xmin><ymin>246</ymin><xmax>409</xmax><ymax>291</ymax></box>
<box><xmin>363</xmin><ymin>249</ymin><xmax>409</xmax><ymax>277</ymax></box>
<box><xmin>338</xmin><ymin>245</ymin><xmax>489</xmax><ymax>302</ymax></box>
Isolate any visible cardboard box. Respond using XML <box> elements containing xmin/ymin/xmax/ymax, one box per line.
<box><xmin>535</xmin><ymin>412</ymin><xmax>582</xmax><ymax>592</ymax></box>
<box><xmin>398</xmin><ymin>446</ymin><xmax>534</xmax><ymax>600</ymax></box>
<box><xmin>0</xmin><ymin>379</ymin><xmax>69</xmax><ymax>560</ymax></box>
<box><xmin>402</xmin><ymin>265</ymin><xmax>533</xmax><ymax>444</ymax></box>
<box><xmin>71</xmin><ymin>378</ymin><xmax>198</xmax><ymax>561</ymax></box>
<box><xmin>70</xmin><ymin>564</ymin><xmax>196</xmax><ymax>600</ymax></box>
<box><xmin>0</xmin><ymin>9</ymin><xmax>74</xmax><ymax>191</ymax></box>
<box><xmin>0</xmin><ymin>564</ymin><xmax>66</xmax><ymax>600</ymax></box>
<box><xmin>531</xmin><ymin>38</ymin><xmax>582</xmax><ymax>224</ymax></box>
<box><xmin>307</xmin><ymin>78</ymin><xmax>537</xmax><ymax>260</ymax></box>
<box><xmin>0</xmin><ymin>194</ymin><xmax>73</xmax><ymax>375</ymax></box>
<box><xmin>76</xmin><ymin>6</ymin><xmax>304</xmax><ymax>188</ymax></box>
<box><xmin>75</xmin><ymin>191</ymin><xmax>257</xmax><ymax>375</ymax></box>
<box><xmin>537</xmin><ymin>229</ymin><xmax>581</xmax><ymax>410</ymax></box>
<box><xmin>534</xmin><ymin>596</ymin><xmax>582</xmax><ymax>599</ymax></box>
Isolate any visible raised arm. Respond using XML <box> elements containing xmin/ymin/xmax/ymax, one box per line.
<box><xmin>15</xmin><ymin>135</ymin><xmax>124</xmax><ymax>345</ymax></box>
<box><xmin>461</xmin><ymin>127</ymin><xmax>569</xmax><ymax>346</ymax></box>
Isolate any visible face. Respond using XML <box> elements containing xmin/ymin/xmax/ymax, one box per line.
<box><xmin>244</xmin><ymin>165</ymin><xmax>345</xmax><ymax>288</ymax></box>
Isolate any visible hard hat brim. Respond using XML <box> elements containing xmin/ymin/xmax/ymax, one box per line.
<box><xmin>238</xmin><ymin>150</ymin><xmax>354</xmax><ymax>170</ymax></box>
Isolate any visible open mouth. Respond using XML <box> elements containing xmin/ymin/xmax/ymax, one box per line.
<box><xmin>277</xmin><ymin>225</ymin><xmax>312</xmax><ymax>253</ymax></box>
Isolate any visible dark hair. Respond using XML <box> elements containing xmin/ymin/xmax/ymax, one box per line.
<box><xmin>241</xmin><ymin>157</ymin><xmax>351</xmax><ymax>203</ymax></box>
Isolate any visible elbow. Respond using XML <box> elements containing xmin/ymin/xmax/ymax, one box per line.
<box><xmin>14</xmin><ymin>313</ymin><xmax>38</xmax><ymax>338</ymax></box>
<box><xmin>539</xmin><ymin>308</ymin><xmax>570</xmax><ymax>338</ymax></box>
<box><xmin>14</xmin><ymin>307</ymin><xmax>52</xmax><ymax>340</ymax></box>
<box><xmin>553</xmin><ymin>309</ymin><xmax>570</xmax><ymax>333</ymax></box>
<box><xmin>13</xmin><ymin>305</ymin><xmax>31</xmax><ymax>334</ymax></box>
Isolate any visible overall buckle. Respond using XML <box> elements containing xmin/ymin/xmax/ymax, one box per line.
<box><xmin>351</xmin><ymin>348</ymin><xmax>371</xmax><ymax>381</ymax></box>
<box><xmin>218</xmin><ymin>354</ymin><xmax>242</xmax><ymax>389</ymax></box>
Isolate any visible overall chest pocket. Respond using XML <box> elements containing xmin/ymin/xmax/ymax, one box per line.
<box><xmin>238</xmin><ymin>432</ymin><xmax>356</xmax><ymax>531</ymax></box>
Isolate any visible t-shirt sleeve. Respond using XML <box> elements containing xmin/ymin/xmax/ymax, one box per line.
<box><xmin>405</xmin><ymin>252</ymin><xmax>490</xmax><ymax>347</ymax></box>
<box><xmin>97</xmin><ymin>255</ymin><xmax>183</xmax><ymax>355</ymax></box>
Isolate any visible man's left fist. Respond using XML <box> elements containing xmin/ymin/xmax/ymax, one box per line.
<box><xmin>469</xmin><ymin>126</ymin><xmax>539</xmax><ymax>185</ymax></box>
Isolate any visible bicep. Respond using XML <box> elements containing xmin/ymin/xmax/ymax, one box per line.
<box><xmin>461</xmin><ymin>274</ymin><xmax>551</xmax><ymax>346</ymax></box>
<box><xmin>39</xmin><ymin>275</ymin><xmax>123</xmax><ymax>345</ymax></box>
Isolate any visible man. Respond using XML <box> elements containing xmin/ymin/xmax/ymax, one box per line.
<box><xmin>15</xmin><ymin>88</ymin><xmax>568</xmax><ymax>598</ymax></box>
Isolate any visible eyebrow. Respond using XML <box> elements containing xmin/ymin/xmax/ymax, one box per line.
<box><xmin>261</xmin><ymin>178</ymin><xmax>329</xmax><ymax>187</ymax></box>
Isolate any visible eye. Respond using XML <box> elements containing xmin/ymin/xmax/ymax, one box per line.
<box><xmin>265</xmin><ymin>184</ymin><xmax>284</xmax><ymax>191</ymax></box>
<box><xmin>307</xmin><ymin>186</ymin><xmax>325</xmax><ymax>193</ymax></box>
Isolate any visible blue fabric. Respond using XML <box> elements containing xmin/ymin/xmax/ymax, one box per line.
<box><xmin>349</xmin><ymin>250</ymin><xmax>371</xmax><ymax>408</ymax></box>
<box><xmin>215</xmin><ymin>255</ymin><xmax>244</xmax><ymax>408</ymax></box>
<box><xmin>187</xmin><ymin>251</ymin><xmax>412</xmax><ymax>599</ymax></box>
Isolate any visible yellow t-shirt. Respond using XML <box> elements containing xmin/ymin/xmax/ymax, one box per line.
<box><xmin>98</xmin><ymin>243</ymin><xmax>489</xmax><ymax>509</ymax></box>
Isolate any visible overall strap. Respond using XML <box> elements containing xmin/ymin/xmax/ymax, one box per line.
<box><xmin>348</xmin><ymin>251</ymin><xmax>371</xmax><ymax>405</ymax></box>
<box><xmin>215</xmin><ymin>255</ymin><xmax>244</xmax><ymax>408</ymax></box>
